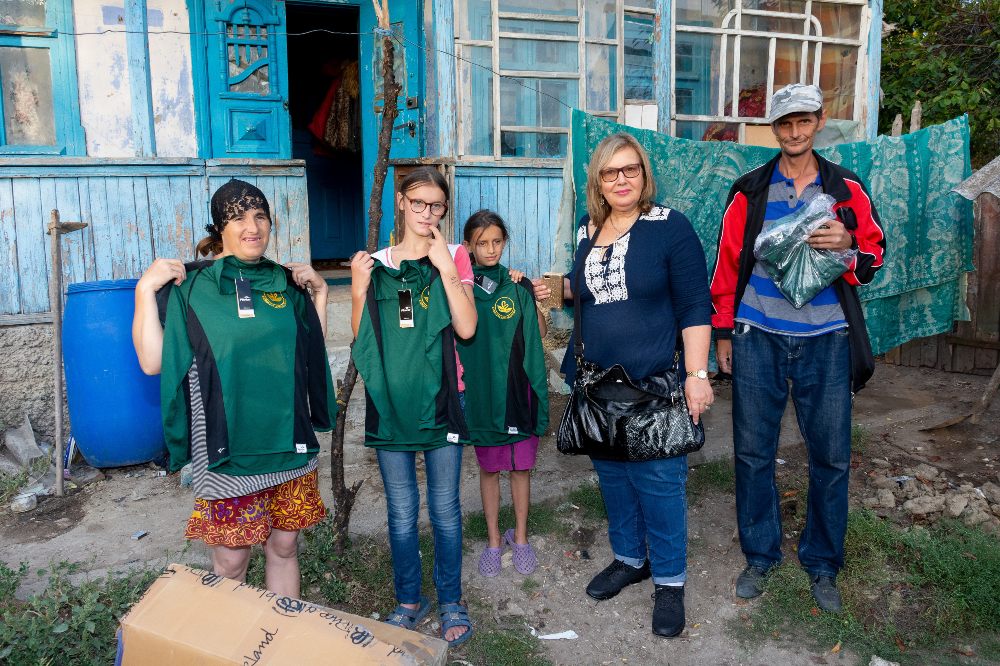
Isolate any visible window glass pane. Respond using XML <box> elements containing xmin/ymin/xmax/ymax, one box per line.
<box><xmin>676</xmin><ymin>0</ymin><xmax>735</xmax><ymax>28</ymax></box>
<box><xmin>773</xmin><ymin>38</ymin><xmax>805</xmax><ymax>91</ymax></box>
<box><xmin>584</xmin><ymin>0</ymin><xmax>616</xmax><ymax>39</ymax></box>
<box><xmin>625</xmin><ymin>0</ymin><xmax>656</xmax><ymax>9</ymax></box>
<box><xmin>499</xmin><ymin>0</ymin><xmax>577</xmax><ymax>16</ymax></box>
<box><xmin>586</xmin><ymin>44</ymin><xmax>617</xmax><ymax>112</ymax></box>
<box><xmin>0</xmin><ymin>46</ymin><xmax>55</xmax><ymax>145</ymax></box>
<box><xmin>457</xmin><ymin>0</ymin><xmax>492</xmax><ymax>40</ymax></box>
<box><xmin>815</xmin><ymin>45</ymin><xmax>857</xmax><ymax>119</ymax></box>
<box><xmin>499</xmin><ymin>18</ymin><xmax>577</xmax><ymax>37</ymax></box>
<box><xmin>500</xmin><ymin>130</ymin><xmax>567</xmax><ymax>158</ymax></box>
<box><xmin>743</xmin><ymin>0</ymin><xmax>806</xmax><ymax>15</ymax></box>
<box><xmin>500</xmin><ymin>77</ymin><xmax>577</xmax><ymax>127</ymax></box>
<box><xmin>459</xmin><ymin>46</ymin><xmax>493</xmax><ymax>155</ymax></box>
<box><xmin>811</xmin><ymin>2</ymin><xmax>862</xmax><ymax>39</ymax></box>
<box><xmin>0</xmin><ymin>0</ymin><xmax>46</xmax><ymax>27</ymax></box>
<box><xmin>728</xmin><ymin>36</ymin><xmax>768</xmax><ymax>118</ymax></box>
<box><xmin>741</xmin><ymin>14</ymin><xmax>808</xmax><ymax>35</ymax></box>
<box><xmin>227</xmin><ymin>24</ymin><xmax>270</xmax><ymax>94</ymax></box>
<box><xmin>678</xmin><ymin>120</ymin><xmax>738</xmax><ymax>142</ymax></box>
<box><xmin>674</xmin><ymin>33</ymin><xmax>721</xmax><ymax>116</ymax></box>
<box><xmin>500</xmin><ymin>38</ymin><xmax>578</xmax><ymax>72</ymax></box>
<box><xmin>624</xmin><ymin>13</ymin><xmax>653</xmax><ymax>100</ymax></box>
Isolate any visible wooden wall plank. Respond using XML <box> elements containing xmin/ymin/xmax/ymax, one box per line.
<box><xmin>93</xmin><ymin>177</ymin><xmax>125</xmax><ymax>279</ymax></box>
<box><xmin>167</xmin><ymin>176</ymin><xmax>194</xmax><ymax>262</ymax></box>
<box><xmin>78</xmin><ymin>177</ymin><xmax>96</xmax><ymax>281</ymax></box>
<box><xmin>523</xmin><ymin>177</ymin><xmax>540</xmax><ymax>277</ymax></box>
<box><xmin>0</xmin><ymin>180</ymin><xmax>18</xmax><ymax>313</ymax></box>
<box><xmin>973</xmin><ymin>195</ymin><xmax>1000</xmax><ymax>341</ymax></box>
<box><xmin>496</xmin><ymin>176</ymin><xmax>509</xmax><ymax>266</ymax></box>
<box><xmin>286</xmin><ymin>175</ymin><xmax>309</xmax><ymax>263</ymax></box>
<box><xmin>113</xmin><ymin>177</ymin><xmax>139</xmax><ymax>277</ymax></box>
<box><xmin>12</xmin><ymin>178</ymin><xmax>49</xmax><ymax>312</ymax></box>
<box><xmin>132</xmin><ymin>176</ymin><xmax>154</xmax><ymax>273</ymax></box>
<box><xmin>53</xmin><ymin>178</ymin><xmax>88</xmax><ymax>288</ymax></box>
<box><xmin>149</xmin><ymin>176</ymin><xmax>181</xmax><ymax>261</ymax></box>
<box><xmin>189</xmin><ymin>176</ymin><xmax>209</xmax><ymax>261</ymax></box>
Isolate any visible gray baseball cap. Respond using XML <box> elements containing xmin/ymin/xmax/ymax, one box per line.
<box><xmin>768</xmin><ymin>83</ymin><xmax>824</xmax><ymax>123</ymax></box>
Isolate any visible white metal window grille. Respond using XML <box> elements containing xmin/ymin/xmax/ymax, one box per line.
<box><xmin>454</xmin><ymin>0</ymin><xmax>655</xmax><ymax>161</ymax></box>
<box><xmin>225</xmin><ymin>8</ymin><xmax>271</xmax><ymax>95</ymax></box>
<box><xmin>670</xmin><ymin>0</ymin><xmax>869</xmax><ymax>143</ymax></box>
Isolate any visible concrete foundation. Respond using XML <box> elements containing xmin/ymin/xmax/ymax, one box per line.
<box><xmin>0</xmin><ymin>323</ymin><xmax>66</xmax><ymax>444</ymax></box>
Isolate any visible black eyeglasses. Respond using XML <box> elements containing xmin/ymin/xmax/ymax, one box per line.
<box><xmin>599</xmin><ymin>163</ymin><xmax>642</xmax><ymax>183</ymax></box>
<box><xmin>402</xmin><ymin>194</ymin><xmax>448</xmax><ymax>216</ymax></box>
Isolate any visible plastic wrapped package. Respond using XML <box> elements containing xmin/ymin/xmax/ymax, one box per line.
<box><xmin>753</xmin><ymin>193</ymin><xmax>857</xmax><ymax>308</ymax></box>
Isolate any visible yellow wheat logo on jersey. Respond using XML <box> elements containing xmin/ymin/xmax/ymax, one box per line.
<box><xmin>492</xmin><ymin>296</ymin><xmax>515</xmax><ymax>320</ymax></box>
<box><xmin>262</xmin><ymin>292</ymin><xmax>287</xmax><ymax>309</ymax></box>
<box><xmin>419</xmin><ymin>286</ymin><xmax>430</xmax><ymax>309</ymax></box>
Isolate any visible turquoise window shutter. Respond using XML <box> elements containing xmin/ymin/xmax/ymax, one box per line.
<box><xmin>205</xmin><ymin>0</ymin><xmax>290</xmax><ymax>158</ymax></box>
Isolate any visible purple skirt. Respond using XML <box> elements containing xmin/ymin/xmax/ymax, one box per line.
<box><xmin>474</xmin><ymin>435</ymin><xmax>540</xmax><ymax>473</ymax></box>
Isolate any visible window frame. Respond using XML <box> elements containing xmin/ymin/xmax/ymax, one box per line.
<box><xmin>454</xmin><ymin>0</ymin><xmax>656</xmax><ymax>162</ymax></box>
<box><xmin>0</xmin><ymin>0</ymin><xmax>84</xmax><ymax>155</ymax></box>
<box><xmin>669</xmin><ymin>0</ymin><xmax>870</xmax><ymax>142</ymax></box>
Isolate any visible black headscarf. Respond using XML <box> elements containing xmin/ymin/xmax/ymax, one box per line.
<box><xmin>205</xmin><ymin>179</ymin><xmax>271</xmax><ymax>241</ymax></box>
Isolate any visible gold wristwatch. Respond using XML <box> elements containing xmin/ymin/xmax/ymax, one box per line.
<box><xmin>686</xmin><ymin>369</ymin><xmax>708</xmax><ymax>380</ymax></box>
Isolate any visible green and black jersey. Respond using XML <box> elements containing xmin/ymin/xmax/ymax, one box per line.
<box><xmin>352</xmin><ymin>257</ymin><xmax>468</xmax><ymax>451</ymax></box>
<box><xmin>457</xmin><ymin>264</ymin><xmax>549</xmax><ymax>447</ymax></box>
<box><xmin>157</xmin><ymin>256</ymin><xmax>336</xmax><ymax>475</ymax></box>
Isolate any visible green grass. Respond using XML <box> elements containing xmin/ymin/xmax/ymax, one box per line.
<box><xmin>851</xmin><ymin>424</ymin><xmax>872</xmax><ymax>454</ymax></box>
<box><xmin>0</xmin><ymin>561</ymin><xmax>159</xmax><ymax>665</ymax></box>
<box><xmin>566</xmin><ymin>482</ymin><xmax>607</xmax><ymax>521</ymax></box>
<box><xmin>0</xmin><ymin>470</ymin><xmax>29</xmax><ymax>505</ymax></box>
<box><xmin>689</xmin><ymin>459</ymin><xmax>736</xmax><ymax>496</ymax></box>
<box><xmin>520</xmin><ymin>577</ymin><xmax>541</xmax><ymax>595</ymax></box>
<box><xmin>463</xmin><ymin>622</ymin><xmax>552</xmax><ymax>666</ymax></box>
<box><xmin>733</xmin><ymin>510</ymin><xmax>1000</xmax><ymax>663</ymax></box>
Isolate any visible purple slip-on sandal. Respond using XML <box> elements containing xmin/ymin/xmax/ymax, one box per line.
<box><xmin>504</xmin><ymin>528</ymin><xmax>538</xmax><ymax>575</ymax></box>
<box><xmin>479</xmin><ymin>546</ymin><xmax>503</xmax><ymax>577</ymax></box>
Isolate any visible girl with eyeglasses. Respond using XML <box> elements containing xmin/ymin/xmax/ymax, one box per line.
<box><xmin>349</xmin><ymin>166</ymin><xmax>477</xmax><ymax>647</ymax></box>
<box><xmin>532</xmin><ymin>132</ymin><xmax>714</xmax><ymax>638</ymax></box>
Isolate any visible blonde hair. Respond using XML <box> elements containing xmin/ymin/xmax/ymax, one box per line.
<box><xmin>585</xmin><ymin>132</ymin><xmax>656</xmax><ymax>229</ymax></box>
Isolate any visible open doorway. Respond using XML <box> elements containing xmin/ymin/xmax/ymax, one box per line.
<box><xmin>286</xmin><ymin>3</ymin><xmax>362</xmax><ymax>268</ymax></box>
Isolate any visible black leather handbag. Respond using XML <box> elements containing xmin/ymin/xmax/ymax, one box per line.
<box><xmin>555</xmin><ymin>238</ymin><xmax>705</xmax><ymax>462</ymax></box>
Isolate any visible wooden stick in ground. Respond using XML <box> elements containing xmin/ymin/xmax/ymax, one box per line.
<box><xmin>47</xmin><ymin>210</ymin><xmax>65</xmax><ymax>497</ymax></box>
<box><xmin>969</xmin><ymin>362</ymin><xmax>1000</xmax><ymax>425</ymax></box>
<box><xmin>329</xmin><ymin>12</ymin><xmax>402</xmax><ymax>553</ymax></box>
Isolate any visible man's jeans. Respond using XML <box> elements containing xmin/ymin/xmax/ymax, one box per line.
<box><xmin>591</xmin><ymin>455</ymin><xmax>688</xmax><ymax>584</ymax></box>
<box><xmin>732</xmin><ymin>324</ymin><xmax>852</xmax><ymax>578</ymax></box>
<box><xmin>376</xmin><ymin>445</ymin><xmax>464</xmax><ymax>604</ymax></box>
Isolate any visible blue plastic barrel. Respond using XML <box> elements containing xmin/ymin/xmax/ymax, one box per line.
<box><xmin>63</xmin><ymin>279</ymin><xmax>166</xmax><ymax>468</ymax></box>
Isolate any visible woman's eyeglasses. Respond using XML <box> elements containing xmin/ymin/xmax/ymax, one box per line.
<box><xmin>599</xmin><ymin>163</ymin><xmax>642</xmax><ymax>183</ymax></box>
<box><xmin>403</xmin><ymin>194</ymin><xmax>448</xmax><ymax>216</ymax></box>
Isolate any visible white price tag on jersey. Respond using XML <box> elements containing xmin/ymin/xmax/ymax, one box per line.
<box><xmin>295</xmin><ymin>443</ymin><xmax>308</xmax><ymax>453</ymax></box>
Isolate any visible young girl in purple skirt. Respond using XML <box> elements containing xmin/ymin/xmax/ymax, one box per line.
<box><xmin>457</xmin><ymin>210</ymin><xmax>550</xmax><ymax>577</ymax></box>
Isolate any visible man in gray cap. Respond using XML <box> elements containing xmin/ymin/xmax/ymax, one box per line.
<box><xmin>709</xmin><ymin>83</ymin><xmax>886</xmax><ymax>612</ymax></box>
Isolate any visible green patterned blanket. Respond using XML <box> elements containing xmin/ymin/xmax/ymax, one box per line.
<box><xmin>566</xmin><ymin>111</ymin><xmax>974</xmax><ymax>355</ymax></box>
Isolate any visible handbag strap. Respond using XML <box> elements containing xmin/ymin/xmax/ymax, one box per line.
<box><xmin>572</xmin><ymin>224</ymin><xmax>598</xmax><ymax>358</ymax></box>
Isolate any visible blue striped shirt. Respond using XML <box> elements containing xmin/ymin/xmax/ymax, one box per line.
<box><xmin>735</xmin><ymin>163</ymin><xmax>847</xmax><ymax>336</ymax></box>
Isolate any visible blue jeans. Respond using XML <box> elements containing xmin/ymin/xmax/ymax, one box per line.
<box><xmin>732</xmin><ymin>324</ymin><xmax>852</xmax><ymax>578</ymax></box>
<box><xmin>376</xmin><ymin>445</ymin><xmax>464</xmax><ymax>604</ymax></box>
<box><xmin>591</xmin><ymin>456</ymin><xmax>688</xmax><ymax>584</ymax></box>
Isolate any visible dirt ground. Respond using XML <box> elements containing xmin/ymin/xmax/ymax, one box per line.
<box><xmin>3</xmin><ymin>362</ymin><xmax>998</xmax><ymax>666</ymax></box>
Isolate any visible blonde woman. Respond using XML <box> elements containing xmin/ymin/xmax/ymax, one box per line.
<box><xmin>534</xmin><ymin>132</ymin><xmax>713</xmax><ymax>637</ymax></box>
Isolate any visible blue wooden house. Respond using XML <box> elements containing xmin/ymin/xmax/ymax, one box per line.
<box><xmin>0</xmin><ymin>0</ymin><xmax>882</xmax><ymax>323</ymax></box>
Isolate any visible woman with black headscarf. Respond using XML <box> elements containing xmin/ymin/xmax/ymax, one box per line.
<box><xmin>132</xmin><ymin>179</ymin><xmax>337</xmax><ymax>596</ymax></box>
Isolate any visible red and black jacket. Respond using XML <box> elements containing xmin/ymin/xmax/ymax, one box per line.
<box><xmin>709</xmin><ymin>151</ymin><xmax>886</xmax><ymax>392</ymax></box>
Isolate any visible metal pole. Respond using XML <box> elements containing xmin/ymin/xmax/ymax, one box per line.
<box><xmin>48</xmin><ymin>209</ymin><xmax>65</xmax><ymax>497</ymax></box>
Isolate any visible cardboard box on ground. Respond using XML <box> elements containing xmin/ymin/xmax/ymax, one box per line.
<box><xmin>116</xmin><ymin>564</ymin><xmax>448</xmax><ymax>666</ymax></box>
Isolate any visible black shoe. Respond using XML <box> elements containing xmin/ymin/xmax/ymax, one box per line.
<box><xmin>651</xmin><ymin>585</ymin><xmax>685</xmax><ymax>638</ymax></box>
<box><xmin>735</xmin><ymin>564</ymin><xmax>770</xmax><ymax>599</ymax></box>
<box><xmin>810</xmin><ymin>575</ymin><xmax>843</xmax><ymax>613</ymax></box>
<box><xmin>586</xmin><ymin>559</ymin><xmax>651</xmax><ymax>600</ymax></box>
